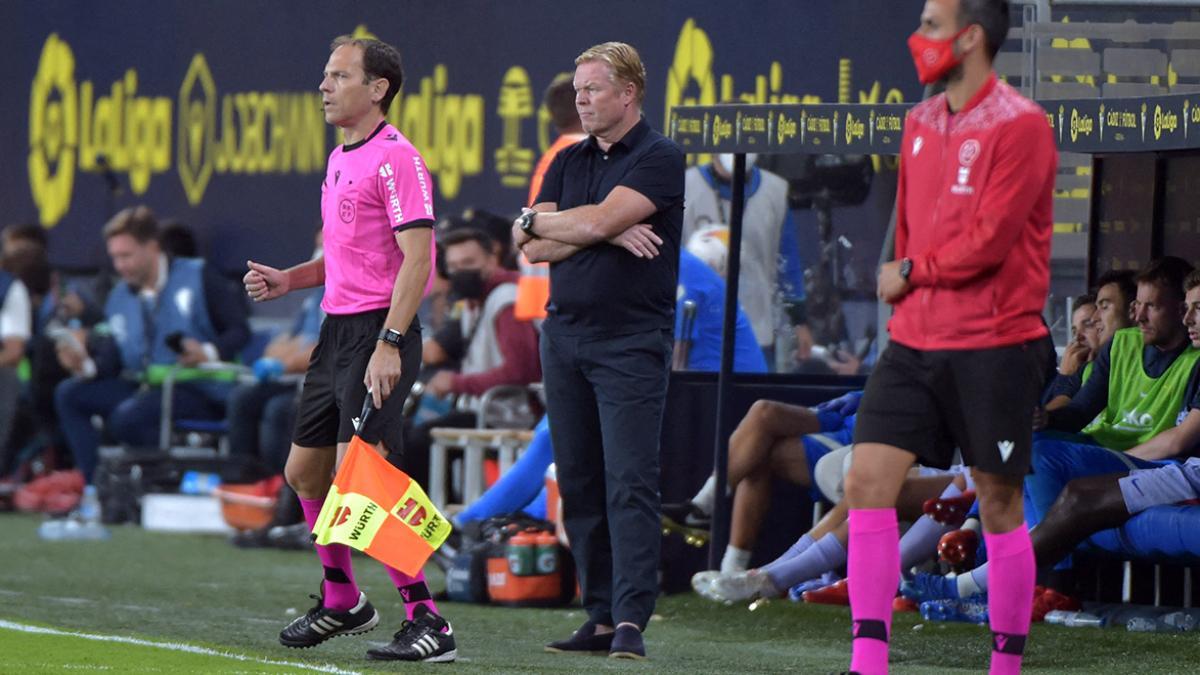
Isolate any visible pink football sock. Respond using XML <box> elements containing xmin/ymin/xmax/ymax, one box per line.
<box><xmin>385</xmin><ymin>567</ymin><xmax>446</xmax><ymax>630</ymax></box>
<box><xmin>848</xmin><ymin>508</ymin><xmax>899</xmax><ymax>675</ymax></box>
<box><xmin>985</xmin><ymin>524</ymin><xmax>1035</xmax><ymax>675</ymax></box>
<box><xmin>299</xmin><ymin>496</ymin><xmax>360</xmax><ymax>611</ymax></box>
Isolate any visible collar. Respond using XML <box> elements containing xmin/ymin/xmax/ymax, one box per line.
<box><xmin>585</xmin><ymin>117</ymin><xmax>649</xmax><ymax>154</ymax></box>
<box><xmin>342</xmin><ymin>119</ymin><xmax>388</xmax><ymax>152</ymax></box>
<box><xmin>699</xmin><ymin>164</ymin><xmax>763</xmax><ymax>200</ymax></box>
<box><xmin>949</xmin><ymin>72</ymin><xmax>997</xmax><ymax>116</ymax></box>
<box><xmin>138</xmin><ymin>253</ymin><xmax>169</xmax><ymax>301</ymax></box>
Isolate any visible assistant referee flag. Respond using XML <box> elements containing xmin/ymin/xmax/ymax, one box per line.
<box><xmin>312</xmin><ymin>434</ymin><xmax>452</xmax><ymax>575</ymax></box>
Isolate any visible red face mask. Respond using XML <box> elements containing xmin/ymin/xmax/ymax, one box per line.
<box><xmin>907</xmin><ymin>25</ymin><xmax>971</xmax><ymax>84</ymax></box>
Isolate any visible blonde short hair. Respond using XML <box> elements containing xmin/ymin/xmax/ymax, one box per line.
<box><xmin>575</xmin><ymin>42</ymin><xmax>646</xmax><ymax>104</ymax></box>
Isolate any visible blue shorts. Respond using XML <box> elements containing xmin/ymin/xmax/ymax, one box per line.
<box><xmin>1119</xmin><ymin>457</ymin><xmax>1200</xmax><ymax>514</ymax></box>
<box><xmin>1084</xmin><ymin>504</ymin><xmax>1200</xmax><ymax>563</ymax></box>
<box><xmin>1026</xmin><ymin>438</ymin><xmax>1167</xmax><ymax>526</ymax></box>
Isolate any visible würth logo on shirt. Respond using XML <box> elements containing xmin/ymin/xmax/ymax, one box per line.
<box><xmin>380</xmin><ymin>162</ymin><xmax>404</xmax><ymax>223</ymax></box>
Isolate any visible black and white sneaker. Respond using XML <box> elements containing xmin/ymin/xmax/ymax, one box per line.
<box><xmin>279</xmin><ymin>591</ymin><xmax>379</xmax><ymax>648</ymax></box>
<box><xmin>366</xmin><ymin>604</ymin><xmax>457</xmax><ymax>662</ymax></box>
<box><xmin>661</xmin><ymin>501</ymin><xmax>711</xmax><ymax>529</ymax></box>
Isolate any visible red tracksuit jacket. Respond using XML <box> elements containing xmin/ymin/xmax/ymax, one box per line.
<box><xmin>890</xmin><ymin>74</ymin><xmax>1057</xmax><ymax>351</ymax></box>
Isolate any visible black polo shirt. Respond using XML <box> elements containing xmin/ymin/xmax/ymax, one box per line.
<box><xmin>534</xmin><ymin>118</ymin><xmax>684</xmax><ymax>337</ymax></box>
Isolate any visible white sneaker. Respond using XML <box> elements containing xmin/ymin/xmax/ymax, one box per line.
<box><xmin>706</xmin><ymin>570</ymin><xmax>780</xmax><ymax>603</ymax></box>
<box><xmin>691</xmin><ymin>570</ymin><xmax>721</xmax><ymax>598</ymax></box>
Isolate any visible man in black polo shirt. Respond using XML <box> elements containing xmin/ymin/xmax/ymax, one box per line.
<box><xmin>512</xmin><ymin>41</ymin><xmax>684</xmax><ymax>660</ymax></box>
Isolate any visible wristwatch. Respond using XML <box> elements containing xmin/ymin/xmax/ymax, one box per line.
<box><xmin>377</xmin><ymin>327</ymin><xmax>404</xmax><ymax>349</ymax></box>
<box><xmin>517</xmin><ymin>210</ymin><xmax>538</xmax><ymax>238</ymax></box>
<box><xmin>898</xmin><ymin>257</ymin><xmax>913</xmax><ymax>281</ymax></box>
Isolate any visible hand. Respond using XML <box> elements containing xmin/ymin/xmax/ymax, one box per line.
<box><xmin>793</xmin><ymin>324</ymin><xmax>814</xmax><ymax>361</ymax></box>
<box><xmin>816</xmin><ymin>390</ymin><xmax>864</xmax><ymax>417</ymax></box>
<box><xmin>826</xmin><ymin>350</ymin><xmax>862</xmax><ymax>377</ymax></box>
<box><xmin>177</xmin><ymin>337</ymin><xmax>210</xmax><ymax>367</ymax></box>
<box><xmin>244</xmin><ymin>260</ymin><xmax>289</xmax><ymax>302</ymax></box>
<box><xmin>59</xmin><ymin>292</ymin><xmax>85</xmax><ymax>319</ymax></box>
<box><xmin>877</xmin><ymin>260</ymin><xmax>910</xmax><ymax>304</ymax></box>
<box><xmin>1058</xmin><ymin>342</ymin><xmax>1090</xmax><ymax>377</ymax></box>
<box><xmin>55</xmin><ymin>338</ymin><xmax>87</xmax><ymax>374</ymax></box>
<box><xmin>364</xmin><ymin>342</ymin><xmax>404</xmax><ymax>409</ymax></box>
<box><xmin>1032</xmin><ymin>406</ymin><xmax>1048</xmax><ymax>431</ymax></box>
<box><xmin>512</xmin><ymin>220</ymin><xmax>532</xmax><ymax>248</ymax></box>
<box><xmin>425</xmin><ymin>370</ymin><xmax>456</xmax><ymax>398</ymax></box>
<box><xmin>610</xmin><ymin>224</ymin><xmax>662</xmax><ymax>259</ymax></box>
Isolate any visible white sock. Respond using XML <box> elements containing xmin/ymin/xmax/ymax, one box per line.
<box><xmin>691</xmin><ymin>474</ymin><xmax>717</xmax><ymax>515</ymax></box>
<box><xmin>957</xmin><ymin>565</ymin><xmax>986</xmax><ymax>597</ymax></box>
<box><xmin>721</xmin><ymin>545</ymin><xmax>753</xmax><ymax>574</ymax></box>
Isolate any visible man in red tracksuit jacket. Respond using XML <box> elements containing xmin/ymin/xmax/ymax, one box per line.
<box><xmin>839</xmin><ymin>2</ymin><xmax>1056</xmax><ymax>674</ymax></box>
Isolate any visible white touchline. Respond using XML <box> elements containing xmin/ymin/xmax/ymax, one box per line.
<box><xmin>0</xmin><ymin>620</ymin><xmax>362</xmax><ymax>675</ymax></box>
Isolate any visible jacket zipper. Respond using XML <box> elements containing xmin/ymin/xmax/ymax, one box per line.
<box><xmin>922</xmin><ymin>115</ymin><xmax>951</xmax><ymax>341</ymax></box>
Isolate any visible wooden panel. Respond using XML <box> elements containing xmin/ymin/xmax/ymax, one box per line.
<box><xmin>1038</xmin><ymin>48</ymin><xmax>1101</xmax><ymax>77</ymax></box>
<box><xmin>1036</xmin><ymin>80</ymin><xmax>1100</xmax><ymax>99</ymax></box>
<box><xmin>1055</xmin><ymin>174</ymin><xmax>1092</xmax><ymax>191</ymax></box>
<box><xmin>995</xmin><ymin>51</ymin><xmax>1028</xmax><ymax>78</ymax></box>
<box><xmin>1054</xmin><ymin>196</ymin><xmax>1092</xmax><ymax>224</ymax></box>
<box><xmin>1103</xmin><ymin>48</ymin><xmax>1168</xmax><ymax>77</ymax></box>
<box><xmin>1051</xmin><ymin>232</ymin><xmax>1088</xmax><ymax>261</ymax></box>
<box><xmin>1058</xmin><ymin>152</ymin><xmax>1092</xmax><ymax>169</ymax></box>
<box><xmin>1101</xmin><ymin>81</ymin><xmax>1166</xmax><ymax>98</ymax></box>
<box><xmin>1170</xmin><ymin>49</ymin><xmax>1200</xmax><ymax>77</ymax></box>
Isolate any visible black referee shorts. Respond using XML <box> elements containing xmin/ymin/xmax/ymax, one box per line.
<box><xmin>292</xmin><ymin>309</ymin><xmax>421</xmax><ymax>456</ymax></box>
<box><xmin>852</xmin><ymin>336</ymin><xmax>1052</xmax><ymax>476</ymax></box>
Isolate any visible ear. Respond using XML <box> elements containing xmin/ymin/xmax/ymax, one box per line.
<box><xmin>372</xmin><ymin>77</ymin><xmax>389</xmax><ymax>105</ymax></box>
<box><xmin>960</xmin><ymin>24</ymin><xmax>985</xmax><ymax>55</ymax></box>
<box><xmin>622</xmin><ymin>79</ymin><xmax>637</xmax><ymax>106</ymax></box>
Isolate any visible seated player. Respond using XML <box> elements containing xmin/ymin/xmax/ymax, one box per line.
<box><xmin>1026</xmin><ymin>258</ymin><xmax>1200</xmax><ymax>525</ymax></box>
<box><xmin>1042</xmin><ymin>270</ymin><xmax>1135</xmax><ymax>412</ymax></box>
<box><xmin>1042</xmin><ymin>293</ymin><xmax>1098</xmax><ymax>411</ymax></box>
<box><xmin>907</xmin><ymin>266</ymin><xmax>1200</xmax><ymax>602</ymax></box>
<box><xmin>661</xmin><ymin>389</ymin><xmax>862</xmax><ymax>573</ymax></box>
<box><xmin>693</xmin><ymin>470</ymin><xmax>971</xmax><ymax>603</ymax></box>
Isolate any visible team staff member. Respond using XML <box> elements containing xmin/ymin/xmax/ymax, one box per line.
<box><xmin>513</xmin><ymin>41</ymin><xmax>683</xmax><ymax>660</ymax></box>
<box><xmin>244</xmin><ymin>36</ymin><xmax>455</xmax><ymax>663</ymax></box>
<box><xmin>840</xmin><ymin>1</ymin><xmax>1056</xmax><ymax>674</ymax></box>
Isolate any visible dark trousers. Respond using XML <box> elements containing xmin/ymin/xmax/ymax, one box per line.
<box><xmin>55</xmin><ymin>377</ymin><xmax>229</xmax><ymax>483</ymax></box>
<box><xmin>227</xmin><ymin>381</ymin><xmax>300</xmax><ymax>474</ymax></box>
<box><xmin>540</xmin><ymin>328</ymin><xmax>671</xmax><ymax>629</ymax></box>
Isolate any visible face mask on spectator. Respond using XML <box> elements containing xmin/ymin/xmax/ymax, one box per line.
<box><xmin>449</xmin><ymin>269</ymin><xmax>486</xmax><ymax>301</ymax></box>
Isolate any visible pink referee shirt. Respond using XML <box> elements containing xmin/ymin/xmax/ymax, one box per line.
<box><xmin>321</xmin><ymin>121</ymin><xmax>436</xmax><ymax>315</ymax></box>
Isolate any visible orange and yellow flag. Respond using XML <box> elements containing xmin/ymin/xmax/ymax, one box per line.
<box><xmin>312</xmin><ymin>436</ymin><xmax>452</xmax><ymax>575</ymax></box>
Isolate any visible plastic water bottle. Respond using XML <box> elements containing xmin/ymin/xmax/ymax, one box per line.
<box><xmin>1044</xmin><ymin>610</ymin><xmax>1103</xmax><ymax>627</ymax></box>
<box><xmin>180</xmin><ymin>471</ymin><xmax>221</xmax><ymax>495</ymax></box>
<box><xmin>38</xmin><ymin>518</ymin><xmax>111</xmax><ymax>541</ymax></box>
<box><xmin>1127</xmin><ymin>611</ymin><xmax>1197</xmax><ymax>633</ymax></box>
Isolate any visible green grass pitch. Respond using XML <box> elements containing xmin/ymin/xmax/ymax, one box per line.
<box><xmin>2</xmin><ymin>513</ymin><xmax>1198</xmax><ymax>673</ymax></box>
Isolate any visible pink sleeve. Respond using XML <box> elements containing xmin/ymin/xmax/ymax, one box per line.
<box><xmin>377</xmin><ymin>146</ymin><xmax>436</xmax><ymax>230</ymax></box>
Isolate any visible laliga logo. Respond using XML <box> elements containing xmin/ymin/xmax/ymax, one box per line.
<box><xmin>28</xmin><ymin>34</ymin><xmax>78</xmax><ymax>226</ymax></box>
<box><xmin>1153</xmin><ymin>104</ymin><xmax>1178</xmax><ymax>141</ymax></box>
<box><xmin>177</xmin><ymin>54</ymin><xmax>216</xmax><ymax>207</ymax></box>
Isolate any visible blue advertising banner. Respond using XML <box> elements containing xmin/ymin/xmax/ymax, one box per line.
<box><xmin>0</xmin><ymin>1</ymin><xmax>923</xmax><ymax>274</ymax></box>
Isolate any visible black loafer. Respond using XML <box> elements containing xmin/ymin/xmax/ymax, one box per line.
<box><xmin>608</xmin><ymin>624</ymin><xmax>645</xmax><ymax>660</ymax></box>
<box><xmin>545</xmin><ymin>620</ymin><xmax>614</xmax><ymax>654</ymax></box>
